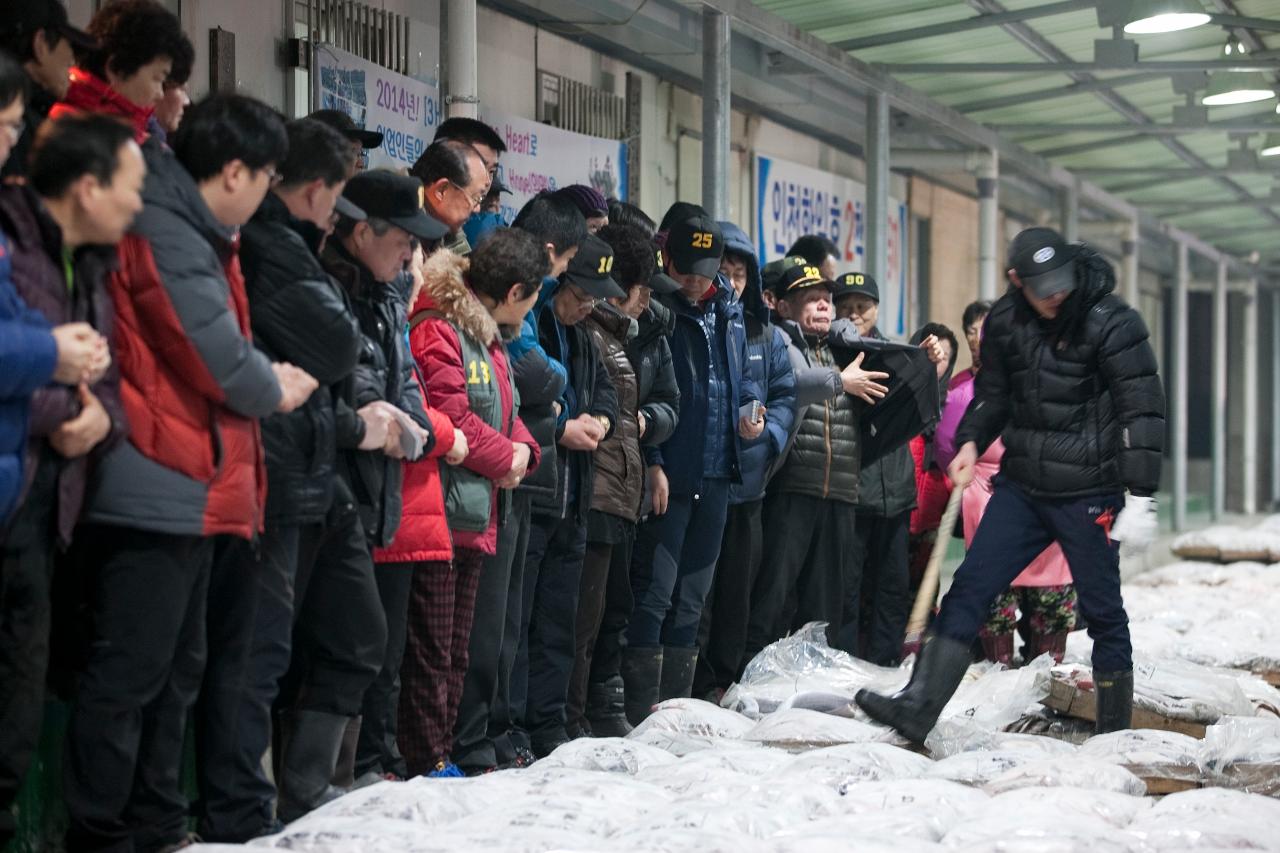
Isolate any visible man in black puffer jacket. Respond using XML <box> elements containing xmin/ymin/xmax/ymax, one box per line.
<box><xmin>857</xmin><ymin>227</ymin><xmax>1165</xmax><ymax>744</ymax></box>
<box><xmin>197</xmin><ymin>119</ymin><xmax>371</xmax><ymax>841</ymax></box>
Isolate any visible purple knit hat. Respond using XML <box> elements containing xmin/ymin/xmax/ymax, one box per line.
<box><xmin>554</xmin><ymin>184</ymin><xmax>609</xmax><ymax>218</ymax></box>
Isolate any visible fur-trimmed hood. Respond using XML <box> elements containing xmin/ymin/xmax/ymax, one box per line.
<box><xmin>414</xmin><ymin>248</ymin><xmax>501</xmax><ymax>346</ymax></box>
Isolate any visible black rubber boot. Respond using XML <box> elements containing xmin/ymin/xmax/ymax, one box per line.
<box><xmin>854</xmin><ymin>634</ymin><xmax>972</xmax><ymax>743</ymax></box>
<box><xmin>1093</xmin><ymin>670</ymin><xmax>1133</xmax><ymax>735</ymax></box>
<box><xmin>277</xmin><ymin>711</ymin><xmax>350</xmax><ymax>823</ymax></box>
<box><xmin>658</xmin><ymin>646</ymin><xmax>698</xmax><ymax>702</ymax></box>
<box><xmin>330</xmin><ymin>715</ymin><xmax>361</xmax><ymax>788</ymax></box>
<box><xmin>585</xmin><ymin>676</ymin><xmax>633</xmax><ymax>738</ymax></box>
<box><xmin>620</xmin><ymin>645</ymin><xmax>663</xmax><ymax>726</ymax></box>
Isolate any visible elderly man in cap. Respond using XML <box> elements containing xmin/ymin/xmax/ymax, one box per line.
<box><xmin>514</xmin><ymin>233</ymin><xmax>621</xmax><ymax>757</ymax></box>
<box><xmin>857</xmin><ymin>226</ymin><xmax>1165</xmax><ymax>743</ymax></box>
<box><xmin>268</xmin><ymin>170</ymin><xmax>445</xmax><ymax>822</ymax></box>
<box><xmin>623</xmin><ymin>212</ymin><xmax>763</xmax><ymax>722</ymax></box>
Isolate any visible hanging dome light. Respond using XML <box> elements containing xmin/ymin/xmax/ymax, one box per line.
<box><xmin>1261</xmin><ymin>133</ymin><xmax>1280</xmax><ymax>157</ymax></box>
<box><xmin>1123</xmin><ymin>0</ymin><xmax>1211</xmax><ymax>34</ymax></box>
<box><xmin>1202</xmin><ymin>71</ymin><xmax>1276</xmax><ymax>106</ymax></box>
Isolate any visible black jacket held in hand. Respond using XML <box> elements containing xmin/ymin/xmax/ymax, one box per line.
<box><xmin>956</xmin><ymin>249</ymin><xmax>1165</xmax><ymax>499</ymax></box>
<box><xmin>242</xmin><ymin>193</ymin><xmax>362</xmax><ymax>526</ymax></box>
<box><xmin>321</xmin><ymin>241</ymin><xmax>434</xmax><ymax>546</ymax></box>
<box><xmin>629</xmin><ymin>299</ymin><xmax>680</xmax><ymax>455</ymax></box>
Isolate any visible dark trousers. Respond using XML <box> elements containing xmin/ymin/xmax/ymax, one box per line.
<box><xmin>397</xmin><ymin>549</ymin><xmax>484</xmax><ymax>775</ymax></box>
<box><xmin>627</xmin><ymin>479</ymin><xmax>731</xmax><ymax>650</ymax></box>
<box><xmin>511</xmin><ymin>511</ymin><xmax>587</xmax><ymax>752</ymax></box>
<box><xmin>935</xmin><ymin>479</ymin><xmax>1131</xmax><ymax>673</ymax></box>
<box><xmin>567</xmin><ymin>522</ymin><xmax>635</xmax><ymax>730</ymax></box>
<box><xmin>844</xmin><ymin>510</ymin><xmax>911</xmax><ymax>665</ymax></box>
<box><xmin>455</xmin><ymin>493</ymin><xmax>530</xmax><ymax>771</ymax></box>
<box><xmin>0</xmin><ymin>466</ymin><xmax>56</xmax><ymax>846</ymax></box>
<box><xmin>64</xmin><ymin>525</ymin><xmax>214</xmax><ymax>853</ymax></box>
<box><xmin>586</xmin><ymin>525</ymin><xmax>636</xmax><ymax>686</ymax></box>
<box><xmin>744</xmin><ymin>493</ymin><xmax>858</xmax><ymax>664</ymax></box>
<box><xmin>283</xmin><ymin>510</ymin><xmax>386</xmax><ymax>718</ymax></box>
<box><xmin>354</xmin><ymin>563</ymin><xmax>414</xmax><ymax>779</ymax></box>
<box><xmin>693</xmin><ymin>498</ymin><xmax>762</xmax><ymax>697</ymax></box>
<box><xmin>195</xmin><ymin>526</ymin><xmax>299</xmax><ymax>842</ymax></box>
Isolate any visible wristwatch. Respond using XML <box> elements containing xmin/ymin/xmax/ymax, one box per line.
<box><xmin>594</xmin><ymin>414</ymin><xmax>612</xmax><ymax>434</ymax></box>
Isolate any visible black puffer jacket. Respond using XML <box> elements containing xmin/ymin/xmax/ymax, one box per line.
<box><xmin>510</xmin><ymin>346</ymin><xmax>564</xmax><ymax>501</ymax></box>
<box><xmin>630</xmin><ymin>299</ymin><xmax>680</xmax><ymax>459</ymax></box>
<box><xmin>956</xmin><ymin>249</ymin><xmax>1165</xmax><ymax>498</ymax></box>
<box><xmin>770</xmin><ymin>321</ymin><xmax>861</xmax><ymax>504</ymax></box>
<box><xmin>242</xmin><ymin>193</ymin><xmax>362</xmax><ymax>525</ymax></box>
<box><xmin>321</xmin><ymin>241</ymin><xmax>433</xmax><ymax>546</ymax></box>
<box><xmin>854</xmin><ymin>326</ymin><xmax>918</xmax><ymax>518</ymax></box>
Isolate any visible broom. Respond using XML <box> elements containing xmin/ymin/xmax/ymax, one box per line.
<box><xmin>902</xmin><ymin>483</ymin><xmax>965</xmax><ymax>657</ymax></box>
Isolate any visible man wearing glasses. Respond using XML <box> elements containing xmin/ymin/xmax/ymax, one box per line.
<box><xmin>411</xmin><ymin>138</ymin><xmax>489</xmax><ymax>252</ymax></box>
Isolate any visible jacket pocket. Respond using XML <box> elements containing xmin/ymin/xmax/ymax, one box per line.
<box><xmin>441</xmin><ymin>463</ymin><xmax>492</xmax><ymax>533</ymax></box>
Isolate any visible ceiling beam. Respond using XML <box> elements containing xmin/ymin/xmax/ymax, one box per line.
<box><xmin>1076</xmin><ymin>165</ymin><xmax>1280</xmax><ymax>175</ymax></box>
<box><xmin>1147</xmin><ymin>198</ymin><xmax>1276</xmax><ymax>215</ymax></box>
<box><xmin>991</xmin><ymin>120</ymin><xmax>1280</xmax><ymax>135</ymax></box>
<box><xmin>830</xmin><ymin>0</ymin><xmax>1096</xmax><ymax>51</ymax></box>
<box><xmin>1208</xmin><ymin>13</ymin><xmax>1280</xmax><ymax>33</ymax></box>
<box><xmin>876</xmin><ymin>59</ymin><xmax>1278</xmax><ymax>74</ymax></box>
<box><xmin>951</xmin><ymin>72</ymin><xmax>1163</xmax><ymax>113</ymax></box>
<box><xmin>1036</xmin><ymin>133</ymin><xmax>1147</xmax><ymax>157</ymax></box>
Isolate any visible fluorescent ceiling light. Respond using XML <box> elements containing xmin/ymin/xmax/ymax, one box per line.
<box><xmin>1261</xmin><ymin>133</ymin><xmax>1280</xmax><ymax>157</ymax></box>
<box><xmin>1123</xmin><ymin>0</ymin><xmax>1211</xmax><ymax>34</ymax></box>
<box><xmin>1202</xmin><ymin>72</ymin><xmax>1276</xmax><ymax>106</ymax></box>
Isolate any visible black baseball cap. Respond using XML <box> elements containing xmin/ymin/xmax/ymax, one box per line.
<box><xmin>1</xmin><ymin>0</ymin><xmax>96</xmax><ymax>52</ymax></box>
<box><xmin>665</xmin><ymin>215</ymin><xmax>724</xmax><ymax>279</ymax></box>
<box><xmin>342</xmin><ymin>171</ymin><xmax>447</xmax><ymax>241</ymax></box>
<box><xmin>831</xmin><ymin>271</ymin><xmax>879</xmax><ymax>303</ymax></box>
<box><xmin>309</xmin><ymin>109</ymin><xmax>384</xmax><ymax>150</ymax></box>
<box><xmin>772</xmin><ymin>262</ymin><xmax>830</xmax><ymax>298</ymax></box>
<box><xmin>333</xmin><ymin>194</ymin><xmax>366</xmax><ymax>221</ymax></box>
<box><xmin>1008</xmin><ymin>227</ymin><xmax>1079</xmax><ymax>299</ymax></box>
<box><xmin>648</xmin><ymin>246</ymin><xmax>681</xmax><ymax>295</ymax></box>
<box><xmin>562</xmin><ymin>234</ymin><xmax>626</xmax><ymax>299</ymax></box>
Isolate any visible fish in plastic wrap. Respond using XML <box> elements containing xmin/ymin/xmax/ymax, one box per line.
<box><xmin>626</xmin><ymin>698</ymin><xmax>756</xmax><ymax>740</ymax></box>
<box><xmin>926</xmin><ymin>717</ymin><xmax>1079</xmax><ymax>759</ymax></box>
<box><xmin>1127</xmin><ymin>787</ymin><xmax>1280</xmax><ymax>849</ymax></box>
<box><xmin>1076</xmin><ymin>729</ymin><xmax>1203</xmax><ymax>782</ymax></box>
<box><xmin>834</xmin><ymin>778</ymin><xmax>991</xmax><ymax>838</ymax></box>
<box><xmin>777</xmin><ymin>742</ymin><xmax>934</xmax><ymax>791</ymax></box>
<box><xmin>944</xmin><ymin>809</ymin><xmax>1141</xmax><ymax>853</ymax></box>
<box><xmin>1201</xmin><ymin>715</ymin><xmax>1280</xmax><ymax>796</ymax></box>
<box><xmin>740</xmin><ymin>707</ymin><xmax>898</xmax><ymax>748</ymax></box>
<box><xmin>981</xmin><ymin>757</ymin><xmax>1147</xmax><ymax>797</ymax></box>
<box><xmin>980</xmin><ymin>787</ymin><xmax>1152</xmax><ymax>828</ymax></box>
<box><xmin>534</xmin><ymin>736</ymin><xmax>679</xmax><ymax>775</ymax></box>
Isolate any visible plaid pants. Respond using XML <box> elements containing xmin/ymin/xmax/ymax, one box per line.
<box><xmin>396</xmin><ymin>548</ymin><xmax>485</xmax><ymax>775</ymax></box>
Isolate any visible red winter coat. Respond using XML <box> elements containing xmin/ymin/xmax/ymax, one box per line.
<box><xmin>373</xmin><ymin>388</ymin><xmax>457</xmax><ymax>565</ymax></box>
<box><xmin>410</xmin><ymin>251</ymin><xmax>539</xmax><ymax>555</ymax></box>
<box><xmin>48</xmin><ymin>68</ymin><xmax>154</xmax><ymax>143</ymax></box>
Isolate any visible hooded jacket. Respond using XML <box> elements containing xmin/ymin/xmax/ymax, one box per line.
<box><xmin>534</xmin><ymin>286</ymin><xmax>620</xmax><ymax>522</ymax></box>
<box><xmin>956</xmin><ymin>248</ymin><xmax>1165</xmax><ymax>499</ymax></box>
<box><xmin>581</xmin><ymin>302</ymin><xmax>643</xmax><ymax>522</ymax></box>
<box><xmin>651</xmin><ymin>280</ymin><xmax>759</xmax><ymax>495</ymax></box>
<box><xmin>0</xmin><ymin>236</ymin><xmax>57</xmax><ymax>525</ymax></box>
<box><xmin>320</xmin><ymin>240</ymin><xmax>434</xmax><ymax>548</ymax></box>
<box><xmin>241</xmin><ymin>191</ymin><xmax>363</xmax><ymax>526</ymax></box>
<box><xmin>410</xmin><ymin>250</ymin><xmax>539</xmax><ymax>555</ymax></box>
<box><xmin>0</xmin><ymin>185</ymin><xmax>126</xmax><ymax>545</ymax></box>
<box><xmin>720</xmin><ymin>222</ymin><xmax>795</xmax><ymax>504</ymax></box>
<box><xmin>83</xmin><ymin>147</ymin><xmax>281</xmax><ymax>540</ymax></box>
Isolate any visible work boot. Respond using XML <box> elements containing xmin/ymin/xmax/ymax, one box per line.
<box><xmin>1093</xmin><ymin>669</ymin><xmax>1133</xmax><ymax>734</ymax></box>
<box><xmin>658</xmin><ymin>646</ymin><xmax>698</xmax><ymax>701</ymax></box>
<box><xmin>620</xmin><ymin>645</ymin><xmax>663</xmax><ymax>726</ymax></box>
<box><xmin>585</xmin><ymin>676</ymin><xmax>633</xmax><ymax>738</ymax></box>
<box><xmin>276</xmin><ymin>710</ymin><xmax>350</xmax><ymax>823</ymax></box>
<box><xmin>1029</xmin><ymin>631</ymin><xmax>1069</xmax><ymax>664</ymax></box>
<box><xmin>330</xmin><ymin>715</ymin><xmax>362</xmax><ymax>788</ymax></box>
<box><xmin>979</xmin><ymin>633</ymin><xmax>1014</xmax><ymax>665</ymax></box>
<box><xmin>854</xmin><ymin>634</ymin><xmax>972</xmax><ymax>743</ymax></box>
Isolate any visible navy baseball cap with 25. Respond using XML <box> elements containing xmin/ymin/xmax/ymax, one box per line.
<box><xmin>1008</xmin><ymin>226</ymin><xmax>1079</xmax><ymax>299</ymax></box>
<box><xmin>665</xmin><ymin>215</ymin><xmax>724</xmax><ymax>279</ymax></box>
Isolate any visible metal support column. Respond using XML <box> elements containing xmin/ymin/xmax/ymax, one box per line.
<box><xmin>1211</xmin><ymin>259</ymin><xmax>1227</xmax><ymax>521</ymax></box>
<box><xmin>866</xmin><ymin>90</ymin><xmax>890</xmax><ymax>290</ymax></box>
<box><xmin>977</xmin><ymin>150</ymin><xmax>999</xmax><ymax>302</ymax></box>
<box><xmin>1060</xmin><ymin>180</ymin><xmax>1079</xmax><ymax>243</ymax></box>
<box><xmin>1122</xmin><ymin>220</ymin><xmax>1140</xmax><ymax>308</ymax></box>
<box><xmin>701</xmin><ymin>7</ymin><xmax>730</xmax><ymax>221</ymax></box>
<box><xmin>1274</xmin><ymin>289</ymin><xmax>1280</xmax><ymax>510</ymax></box>
<box><xmin>1243</xmin><ymin>279</ymin><xmax>1259</xmax><ymax>516</ymax></box>
<box><xmin>1171</xmin><ymin>243</ymin><xmax>1189</xmax><ymax>530</ymax></box>
<box><xmin>444</xmin><ymin>0</ymin><xmax>478</xmax><ymax>118</ymax></box>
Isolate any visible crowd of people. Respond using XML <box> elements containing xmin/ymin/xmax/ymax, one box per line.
<box><xmin>0</xmin><ymin>1</ymin><xmax>1166</xmax><ymax>851</ymax></box>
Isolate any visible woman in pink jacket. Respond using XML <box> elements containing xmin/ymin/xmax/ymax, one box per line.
<box><xmin>934</xmin><ymin>301</ymin><xmax>1076</xmax><ymax>665</ymax></box>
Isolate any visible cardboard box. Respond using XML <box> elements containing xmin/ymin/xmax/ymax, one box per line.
<box><xmin>1041</xmin><ymin>678</ymin><xmax>1208</xmax><ymax>739</ymax></box>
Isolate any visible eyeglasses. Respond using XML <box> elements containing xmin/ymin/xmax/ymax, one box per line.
<box><xmin>448</xmin><ymin>179</ymin><xmax>485</xmax><ymax>208</ymax></box>
<box><xmin>564</xmin><ymin>283</ymin><xmax>599</xmax><ymax>307</ymax></box>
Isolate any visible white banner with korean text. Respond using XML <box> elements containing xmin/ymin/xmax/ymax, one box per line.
<box><xmin>755</xmin><ymin>154</ymin><xmax>909</xmax><ymax>339</ymax></box>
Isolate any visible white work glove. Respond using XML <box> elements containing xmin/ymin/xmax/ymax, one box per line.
<box><xmin>1110</xmin><ymin>494</ymin><xmax>1158</xmax><ymax>552</ymax></box>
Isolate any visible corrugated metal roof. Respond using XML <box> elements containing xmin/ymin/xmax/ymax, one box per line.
<box><xmin>754</xmin><ymin>0</ymin><xmax>1280</xmax><ymax>258</ymax></box>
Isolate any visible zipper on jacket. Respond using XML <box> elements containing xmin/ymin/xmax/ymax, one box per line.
<box><xmin>822</xmin><ymin>401</ymin><xmax>832</xmax><ymax>498</ymax></box>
